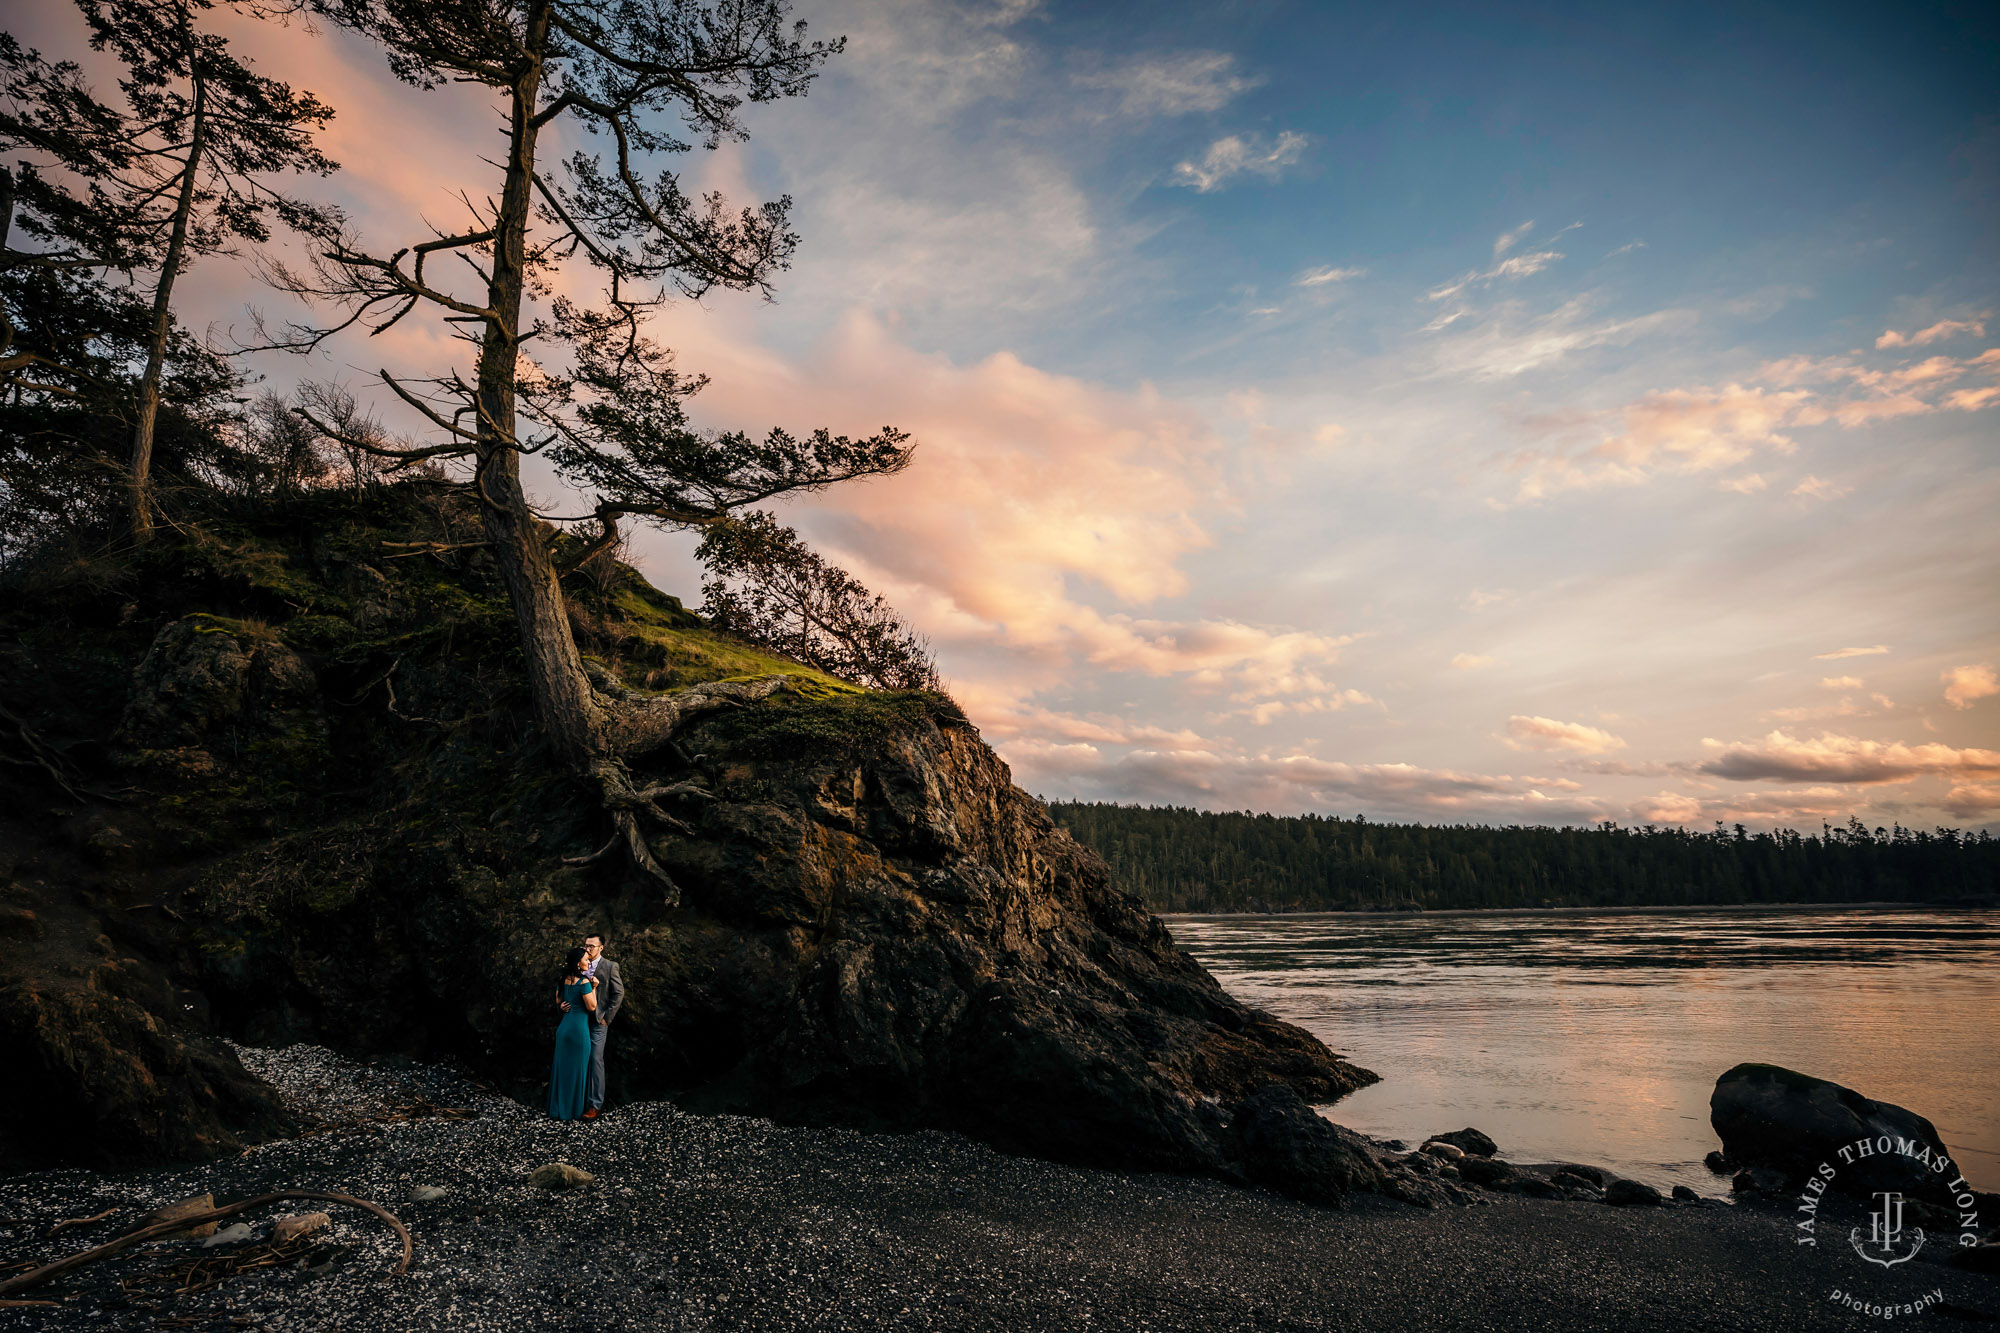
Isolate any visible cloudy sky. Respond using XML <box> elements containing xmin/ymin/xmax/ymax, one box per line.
<box><xmin>20</xmin><ymin>0</ymin><xmax>2000</xmax><ymax>829</ymax></box>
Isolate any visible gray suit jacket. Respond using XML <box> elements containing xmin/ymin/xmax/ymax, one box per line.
<box><xmin>588</xmin><ymin>958</ymin><xmax>624</xmax><ymax>1026</ymax></box>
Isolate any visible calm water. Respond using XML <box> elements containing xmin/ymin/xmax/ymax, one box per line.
<box><xmin>1167</xmin><ymin>906</ymin><xmax>2000</xmax><ymax>1197</ymax></box>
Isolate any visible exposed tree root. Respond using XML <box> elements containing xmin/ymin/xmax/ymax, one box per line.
<box><xmin>0</xmin><ymin>1190</ymin><xmax>412</xmax><ymax>1298</ymax></box>
<box><xmin>0</xmin><ymin>700</ymin><xmax>100</xmax><ymax>802</ymax></box>
<box><xmin>562</xmin><ymin>668</ymin><xmax>800</xmax><ymax>898</ymax></box>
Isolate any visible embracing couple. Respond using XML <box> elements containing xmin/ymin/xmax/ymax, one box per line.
<box><xmin>548</xmin><ymin>932</ymin><xmax>625</xmax><ymax>1121</ymax></box>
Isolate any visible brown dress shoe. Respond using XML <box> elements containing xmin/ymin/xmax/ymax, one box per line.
<box><xmin>582</xmin><ymin>1107</ymin><xmax>600</xmax><ymax>1120</ymax></box>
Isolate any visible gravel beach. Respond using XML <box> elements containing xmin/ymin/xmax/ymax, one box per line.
<box><xmin>1</xmin><ymin>1045</ymin><xmax>1994</xmax><ymax>1332</ymax></box>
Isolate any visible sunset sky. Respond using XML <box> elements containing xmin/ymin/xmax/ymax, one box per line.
<box><xmin>17</xmin><ymin>0</ymin><xmax>2000</xmax><ymax>830</ymax></box>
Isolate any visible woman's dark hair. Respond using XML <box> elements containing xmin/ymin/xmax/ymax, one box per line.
<box><xmin>555</xmin><ymin>946</ymin><xmax>589</xmax><ymax>999</ymax></box>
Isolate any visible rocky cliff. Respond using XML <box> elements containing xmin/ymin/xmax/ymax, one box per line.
<box><xmin>0</xmin><ymin>486</ymin><xmax>1380</xmax><ymax>1199</ymax></box>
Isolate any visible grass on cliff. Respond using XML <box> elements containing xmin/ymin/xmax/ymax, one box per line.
<box><xmin>0</xmin><ymin>481</ymin><xmax>968</xmax><ymax>833</ymax></box>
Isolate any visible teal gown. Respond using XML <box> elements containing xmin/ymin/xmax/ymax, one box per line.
<box><xmin>548</xmin><ymin>979</ymin><xmax>595</xmax><ymax>1120</ymax></box>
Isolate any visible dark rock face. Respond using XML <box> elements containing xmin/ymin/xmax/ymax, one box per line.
<box><xmin>511</xmin><ymin>702</ymin><xmax>1382</xmax><ymax>1192</ymax></box>
<box><xmin>1228</xmin><ymin>1084</ymin><xmax>1386</xmax><ymax>1203</ymax></box>
<box><xmin>0</xmin><ymin>955</ymin><xmax>295</xmax><ymax>1169</ymax></box>
<box><xmin>1710</xmin><ymin>1063</ymin><xmax>1961</xmax><ymax>1205</ymax></box>
<box><xmin>116</xmin><ymin>615</ymin><xmax>327</xmax><ymax>760</ymax></box>
<box><xmin>0</xmin><ymin>500</ymin><xmax>1383</xmax><ymax>1200</ymax></box>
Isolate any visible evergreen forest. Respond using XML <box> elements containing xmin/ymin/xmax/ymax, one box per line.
<box><xmin>1046</xmin><ymin>802</ymin><xmax>2000</xmax><ymax>912</ymax></box>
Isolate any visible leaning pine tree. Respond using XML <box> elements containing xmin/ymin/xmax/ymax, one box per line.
<box><xmin>271</xmin><ymin>0</ymin><xmax>913</xmax><ymax>888</ymax></box>
<box><xmin>0</xmin><ymin>0</ymin><xmax>340</xmax><ymax>540</ymax></box>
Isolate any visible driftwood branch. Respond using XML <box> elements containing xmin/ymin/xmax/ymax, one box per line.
<box><xmin>0</xmin><ymin>1190</ymin><xmax>412</xmax><ymax>1298</ymax></box>
<box><xmin>44</xmin><ymin>1208</ymin><xmax>119</xmax><ymax>1237</ymax></box>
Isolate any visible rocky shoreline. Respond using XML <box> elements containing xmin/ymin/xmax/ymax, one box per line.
<box><xmin>3</xmin><ymin>1044</ymin><xmax>1996</xmax><ymax>1332</ymax></box>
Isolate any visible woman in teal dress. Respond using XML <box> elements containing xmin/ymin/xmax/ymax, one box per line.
<box><xmin>548</xmin><ymin>946</ymin><xmax>597</xmax><ymax>1120</ymax></box>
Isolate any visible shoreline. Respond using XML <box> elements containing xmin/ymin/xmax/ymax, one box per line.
<box><xmin>2</xmin><ymin>1045</ymin><xmax>1995</xmax><ymax>1332</ymax></box>
<box><xmin>1164</xmin><ymin>900</ymin><xmax>1985</xmax><ymax>920</ymax></box>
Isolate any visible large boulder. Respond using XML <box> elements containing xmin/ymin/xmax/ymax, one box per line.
<box><xmin>1710</xmin><ymin>1063</ymin><xmax>1962</xmax><ymax>1205</ymax></box>
<box><xmin>116</xmin><ymin>614</ymin><xmax>327</xmax><ymax>762</ymax></box>
<box><xmin>0</xmin><ymin>500</ymin><xmax>1387</xmax><ymax>1204</ymax></box>
<box><xmin>188</xmin><ymin>687</ymin><xmax>1387</xmax><ymax>1202</ymax></box>
<box><xmin>1229</xmin><ymin>1084</ymin><xmax>1387</xmax><ymax>1203</ymax></box>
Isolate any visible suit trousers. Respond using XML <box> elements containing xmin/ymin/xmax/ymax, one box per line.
<box><xmin>586</xmin><ymin>1019</ymin><xmax>608</xmax><ymax>1110</ymax></box>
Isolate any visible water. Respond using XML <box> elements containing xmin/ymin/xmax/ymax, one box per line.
<box><xmin>1167</xmin><ymin>906</ymin><xmax>2000</xmax><ymax>1197</ymax></box>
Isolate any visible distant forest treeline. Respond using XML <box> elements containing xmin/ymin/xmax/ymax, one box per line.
<box><xmin>1045</xmin><ymin>802</ymin><xmax>2000</xmax><ymax>912</ymax></box>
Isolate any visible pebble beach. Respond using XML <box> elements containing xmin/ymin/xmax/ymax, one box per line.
<box><xmin>1</xmin><ymin>1044</ymin><xmax>1996</xmax><ymax>1332</ymax></box>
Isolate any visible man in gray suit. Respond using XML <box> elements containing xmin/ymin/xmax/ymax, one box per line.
<box><xmin>578</xmin><ymin>932</ymin><xmax>623</xmax><ymax>1119</ymax></box>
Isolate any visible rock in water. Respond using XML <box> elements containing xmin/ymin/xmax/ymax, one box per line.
<box><xmin>1710</xmin><ymin>1063</ymin><xmax>1960</xmax><ymax>1204</ymax></box>
<box><xmin>1454</xmin><ymin>1155</ymin><xmax>1516</xmax><ymax>1188</ymax></box>
<box><xmin>529</xmin><ymin>1163</ymin><xmax>595</xmax><ymax>1191</ymax></box>
<box><xmin>1671</xmin><ymin>1185</ymin><xmax>1699</xmax><ymax>1202</ymax></box>
<box><xmin>1431</xmin><ymin>1128</ymin><xmax>1499</xmax><ymax>1158</ymax></box>
<box><xmin>1603</xmin><ymin>1179</ymin><xmax>1663</xmax><ymax>1206</ymax></box>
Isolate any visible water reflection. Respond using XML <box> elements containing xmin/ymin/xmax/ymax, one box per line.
<box><xmin>1169</xmin><ymin>907</ymin><xmax>2000</xmax><ymax>1197</ymax></box>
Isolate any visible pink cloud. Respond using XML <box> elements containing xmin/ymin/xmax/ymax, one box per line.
<box><xmin>1506</xmin><ymin>342</ymin><xmax>2000</xmax><ymax>501</ymax></box>
<box><xmin>1875</xmin><ymin>319</ymin><xmax>1987</xmax><ymax>349</ymax></box>
<box><xmin>1697</xmin><ymin>731</ymin><xmax>2000</xmax><ymax>785</ymax></box>
<box><xmin>1630</xmin><ymin>786</ymin><xmax>1857</xmax><ymax>825</ymax></box>
<box><xmin>1503</xmin><ymin>715</ymin><xmax>1627</xmax><ymax>754</ymax></box>
<box><xmin>1008</xmin><ymin>741</ymin><xmax>1612</xmax><ymax>822</ymax></box>
<box><xmin>1509</xmin><ymin>384</ymin><xmax>1806</xmax><ymax>499</ymax></box>
<box><xmin>1942</xmin><ymin>664</ymin><xmax>1999</xmax><ymax>710</ymax></box>
<box><xmin>1944</xmin><ymin>784</ymin><xmax>2000</xmax><ymax>818</ymax></box>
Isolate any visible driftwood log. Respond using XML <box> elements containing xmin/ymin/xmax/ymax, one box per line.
<box><xmin>0</xmin><ymin>1190</ymin><xmax>411</xmax><ymax>1298</ymax></box>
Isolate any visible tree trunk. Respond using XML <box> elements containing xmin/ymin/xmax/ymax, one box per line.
<box><xmin>129</xmin><ymin>8</ymin><xmax>207</xmax><ymax>546</ymax></box>
<box><xmin>473</xmin><ymin>0</ymin><xmax>605</xmax><ymax>772</ymax></box>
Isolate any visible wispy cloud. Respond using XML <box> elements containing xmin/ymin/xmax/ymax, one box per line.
<box><xmin>1451</xmin><ymin>653</ymin><xmax>1496</xmax><ymax>670</ymax></box>
<box><xmin>1071</xmin><ymin>50</ymin><xmax>1261</xmax><ymax>117</ymax></box>
<box><xmin>1606</xmin><ymin>240</ymin><xmax>1647</xmax><ymax>258</ymax></box>
<box><xmin>1170</xmin><ymin>130</ymin><xmax>1310</xmax><ymax>193</ymax></box>
<box><xmin>1876</xmin><ymin>318</ymin><xmax>1986</xmax><ymax>349</ymax></box>
<box><xmin>1508</xmin><ymin>382</ymin><xmax>1803</xmax><ymax>500</ymax></box>
<box><xmin>1790</xmin><ymin>474</ymin><xmax>1851</xmax><ymax>502</ymax></box>
<box><xmin>1428</xmin><ymin>297</ymin><xmax>1690</xmax><ymax>382</ymax></box>
<box><xmin>1493</xmin><ymin>220</ymin><xmax>1537</xmax><ymax>258</ymax></box>
<box><xmin>1815</xmin><ymin>645</ymin><xmax>1890</xmax><ymax>660</ymax></box>
<box><xmin>1821</xmin><ymin>676</ymin><xmax>1863</xmax><ymax>690</ymax></box>
<box><xmin>1426</xmin><ymin>221</ymin><xmax>1580</xmax><ymax>301</ymax></box>
<box><xmin>1503</xmin><ymin>336</ymin><xmax>2000</xmax><ymax>500</ymax></box>
<box><xmin>1295</xmin><ymin>264</ymin><xmax>1367</xmax><ymax>287</ymax></box>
